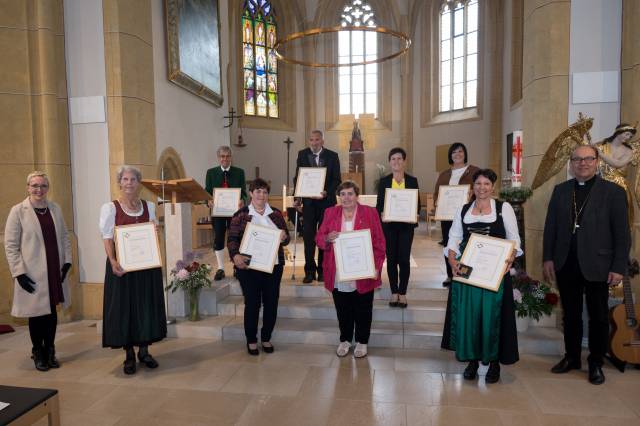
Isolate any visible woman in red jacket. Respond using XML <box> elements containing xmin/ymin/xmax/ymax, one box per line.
<box><xmin>316</xmin><ymin>181</ymin><xmax>386</xmax><ymax>358</ymax></box>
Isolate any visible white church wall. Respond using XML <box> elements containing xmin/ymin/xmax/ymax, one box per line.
<box><xmin>151</xmin><ymin>0</ymin><xmax>231</xmax><ymax>187</ymax></box>
<box><xmin>64</xmin><ymin>0</ymin><xmax>112</xmax><ymax>284</ymax></box>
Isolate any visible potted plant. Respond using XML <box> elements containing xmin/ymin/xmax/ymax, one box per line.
<box><xmin>499</xmin><ymin>186</ymin><xmax>533</xmax><ymax>203</ymax></box>
<box><xmin>511</xmin><ymin>271</ymin><xmax>559</xmax><ymax>331</ymax></box>
<box><xmin>166</xmin><ymin>252</ymin><xmax>213</xmax><ymax>321</ymax></box>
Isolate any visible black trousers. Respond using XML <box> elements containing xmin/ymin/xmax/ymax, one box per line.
<box><xmin>212</xmin><ymin>217</ymin><xmax>231</xmax><ymax>251</ymax></box>
<box><xmin>384</xmin><ymin>224</ymin><xmax>414</xmax><ymax>295</ymax></box>
<box><xmin>303</xmin><ymin>203</ymin><xmax>325</xmax><ymax>275</ymax></box>
<box><xmin>332</xmin><ymin>289</ymin><xmax>374</xmax><ymax>344</ymax></box>
<box><xmin>237</xmin><ymin>264</ymin><xmax>283</xmax><ymax>344</ymax></box>
<box><xmin>441</xmin><ymin>220</ymin><xmax>453</xmax><ymax>278</ymax></box>
<box><xmin>28</xmin><ymin>310</ymin><xmax>57</xmax><ymax>350</ymax></box>
<box><xmin>557</xmin><ymin>255</ymin><xmax>609</xmax><ymax>366</ymax></box>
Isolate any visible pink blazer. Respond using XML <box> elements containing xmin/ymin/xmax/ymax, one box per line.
<box><xmin>316</xmin><ymin>203</ymin><xmax>386</xmax><ymax>294</ymax></box>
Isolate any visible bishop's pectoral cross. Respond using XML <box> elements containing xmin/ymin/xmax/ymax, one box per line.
<box><xmin>572</xmin><ymin>221</ymin><xmax>580</xmax><ymax>234</ymax></box>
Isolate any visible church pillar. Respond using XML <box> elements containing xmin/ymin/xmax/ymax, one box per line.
<box><xmin>103</xmin><ymin>0</ymin><xmax>158</xmax><ymax>199</ymax></box>
<box><xmin>521</xmin><ymin>0</ymin><xmax>571</xmax><ymax>278</ymax></box>
<box><xmin>0</xmin><ymin>0</ymin><xmax>79</xmax><ymax>322</ymax></box>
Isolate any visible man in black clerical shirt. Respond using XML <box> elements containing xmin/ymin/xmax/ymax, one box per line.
<box><xmin>294</xmin><ymin>130</ymin><xmax>341</xmax><ymax>283</ymax></box>
<box><xmin>543</xmin><ymin>145</ymin><xmax>629</xmax><ymax>385</ymax></box>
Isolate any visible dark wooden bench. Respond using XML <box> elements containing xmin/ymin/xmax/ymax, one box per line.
<box><xmin>0</xmin><ymin>385</ymin><xmax>59</xmax><ymax>425</ymax></box>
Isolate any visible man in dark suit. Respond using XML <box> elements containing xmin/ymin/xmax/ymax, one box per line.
<box><xmin>543</xmin><ymin>145</ymin><xmax>629</xmax><ymax>385</ymax></box>
<box><xmin>294</xmin><ymin>130</ymin><xmax>341</xmax><ymax>283</ymax></box>
<box><xmin>205</xmin><ymin>146</ymin><xmax>247</xmax><ymax>280</ymax></box>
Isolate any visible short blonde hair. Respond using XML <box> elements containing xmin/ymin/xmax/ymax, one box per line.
<box><xmin>26</xmin><ymin>171</ymin><xmax>49</xmax><ymax>186</ymax></box>
<box><xmin>116</xmin><ymin>165</ymin><xmax>142</xmax><ymax>183</ymax></box>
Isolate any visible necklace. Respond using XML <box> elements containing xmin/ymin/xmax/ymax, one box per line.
<box><xmin>119</xmin><ymin>198</ymin><xmax>141</xmax><ymax>214</ymax></box>
<box><xmin>475</xmin><ymin>201</ymin><xmax>490</xmax><ymax>215</ymax></box>
<box><xmin>572</xmin><ymin>190</ymin><xmax>591</xmax><ymax>234</ymax></box>
<box><xmin>34</xmin><ymin>206</ymin><xmax>49</xmax><ymax>215</ymax></box>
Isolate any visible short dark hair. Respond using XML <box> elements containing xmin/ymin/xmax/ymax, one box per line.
<box><xmin>572</xmin><ymin>144</ymin><xmax>599</xmax><ymax>159</ymax></box>
<box><xmin>249</xmin><ymin>178</ymin><xmax>270</xmax><ymax>193</ymax></box>
<box><xmin>472</xmin><ymin>168</ymin><xmax>498</xmax><ymax>184</ymax></box>
<box><xmin>336</xmin><ymin>180</ymin><xmax>360</xmax><ymax>196</ymax></box>
<box><xmin>388</xmin><ymin>147</ymin><xmax>407</xmax><ymax>161</ymax></box>
<box><xmin>448</xmin><ymin>143</ymin><xmax>468</xmax><ymax>165</ymax></box>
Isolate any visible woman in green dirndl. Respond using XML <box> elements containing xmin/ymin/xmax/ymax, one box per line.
<box><xmin>442</xmin><ymin>169</ymin><xmax>521</xmax><ymax>383</ymax></box>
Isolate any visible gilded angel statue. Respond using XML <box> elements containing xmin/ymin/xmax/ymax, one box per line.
<box><xmin>532</xmin><ymin>113</ymin><xmax>639</xmax><ymax>227</ymax></box>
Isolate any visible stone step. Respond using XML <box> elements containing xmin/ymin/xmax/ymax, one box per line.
<box><xmin>225</xmin><ymin>280</ymin><xmax>450</xmax><ymax>302</ymax></box>
<box><xmin>217</xmin><ymin>295</ymin><xmax>447</xmax><ymax>324</ymax></box>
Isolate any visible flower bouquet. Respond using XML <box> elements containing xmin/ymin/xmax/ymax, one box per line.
<box><xmin>512</xmin><ymin>271</ymin><xmax>559</xmax><ymax>321</ymax></box>
<box><xmin>166</xmin><ymin>252</ymin><xmax>213</xmax><ymax>321</ymax></box>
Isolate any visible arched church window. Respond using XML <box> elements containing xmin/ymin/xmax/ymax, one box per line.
<box><xmin>242</xmin><ymin>0</ymin><xmax>278</xmax><ymax>118</ymax></box>
<box><xmin>439</xmin><ymin>0</ymin><xmax>478</xmax><ymax>112</ymax></box>
<box><xmin>338</xmin><ymin>0</ymin><xmax>377</xmax><ymax>117</ymax></box>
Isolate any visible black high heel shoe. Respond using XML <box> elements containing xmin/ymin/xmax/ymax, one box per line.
<box><xmin>463</xmin><ymin>361</ymin><xmax>479</xmax><ymax>380</ymax></box>
<box><xmin>247</xmin><ymin>343</ymin><xmax>259</xmax><ymax>356</ymax></box>
<box><xmin>261</xmin><ymin>342</ymin><xmax>274</xmax><ymax>354</ymax></box>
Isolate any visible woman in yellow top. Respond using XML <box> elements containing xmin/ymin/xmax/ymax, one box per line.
<box><xmin>375</xmin><ymin>148</ymin><xmax>420</xmax><ymax>308</ymax></box>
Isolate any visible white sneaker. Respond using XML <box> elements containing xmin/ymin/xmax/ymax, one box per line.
<box><xmin>336</xmin><ymin>341</ymin><xmax>351</xmax><ymax>357</ymax></box>
<box><xmin>353</xmin><ymin>343</ymin><xmax>368</xmax><ymax>358</ymax></box>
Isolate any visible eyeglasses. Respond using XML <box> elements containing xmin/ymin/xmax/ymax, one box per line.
<box><xmin>29</xmin><ymin>184</ymin><xmax>49</xmax><ymax>190</ymax></box>
<box><xmin>570</xmin><ymin>156</ymin><xmax>597</xmax><ymax>164</ymax></box>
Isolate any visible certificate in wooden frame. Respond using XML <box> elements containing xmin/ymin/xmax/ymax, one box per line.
<box><xmin>382</xmin><ymin>188</ymin><xmax>419</xmax><ymax>223</ymax></box>
<box><xmin>294</xmin><ymin>167</ymin><xmax>327</xmax><ymax>198</ymax></box>
<box><xmin>434</xmin><ymin>184</ymin><xmax>470</xmax><ymax>221</ymax></box>
<box><xmin>239</xmin><ymin>222</ymin><xmax>281</xmax><ymax>273</ymax></box>
<box><xmin>456</xmin><ymin>234</ymin><xmax>516</xmax><ymax>292</ymax></box>
<box><xmin>212</xmin><ymin>188</ymin><xmax>241</xmax><ymax>217</ymax></box>
<box><xmin>334</xmin><ymin>229</ymin><xmax>377</xmax><ymax>282</ymax></box>
<box><xmin>114</xmin><ymin>222</ymin><xmax>162</xmax><ymax>272</ymax></box>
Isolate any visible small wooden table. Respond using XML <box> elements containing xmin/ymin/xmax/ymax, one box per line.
<box><xmin>0</xmin><ymin>385</ymin><xmax>60</xmax><ymax>425</ymax></box>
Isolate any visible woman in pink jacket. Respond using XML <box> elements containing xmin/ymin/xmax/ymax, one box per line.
<box><xmin>316</xmin><ymin>181</ymin><xmax>386</xmax><ymax>358</ymax></box>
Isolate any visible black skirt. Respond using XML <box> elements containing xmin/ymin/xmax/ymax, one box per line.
<box><xmin>102</xmin><ymin>260</ymin><xmax>167</xmax><ymax>348</ymax></box>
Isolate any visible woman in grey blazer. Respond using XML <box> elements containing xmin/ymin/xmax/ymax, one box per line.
<box><xmin>4</xmin><ymin>171</ymin><xmax>72</xmax><ymax>372</ymax></box>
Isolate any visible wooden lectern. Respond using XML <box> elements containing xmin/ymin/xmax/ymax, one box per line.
<box><xmin>141</xmin><ymin>178</ymin><xmax>212</xmax><ymax>318</ymax></box>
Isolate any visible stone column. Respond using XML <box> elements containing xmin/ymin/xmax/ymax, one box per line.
<box><xmin>521</xmin><ymin>0</ymin><xmax>571</xmax><ymax>278</ymax></box>
<box><xmin>0</xmin><ymin>0</ymin><xmax>78</xmax><ymax>322</ymax></box>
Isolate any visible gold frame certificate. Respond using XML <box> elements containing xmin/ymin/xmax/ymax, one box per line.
<box><xmin>434</xmin><ymin>184</ymin><xmax>471</xmax><ymax>221</ymax></box>
<box><xmin>114</xmin><ymin>222</ymin><xmax>162</xmax><ymax>272</ymax></box>
<box><xmin>382</xmin><ymin>188</ymin><xmax>418</xmax><ymax>223</ymax></box>
<box><xmin>239</xmin><ymin>222</ymin><xmax>281</xmax><ymax>273</ymax></box>
<box><xmin>334</xmin><ymin>229</ymin><xmax>377</xmax><ymax>281</ymax></box>
<box><xmin>211</xmin><ymin>188</ymin><xmax>241</xmax><ymax>217</ymax></box>
<box><xmin>294</xmin><ymin>167</ymin><xmax>327</xmax><ymax>198</ymax></box>
<box><xmin>456</xmin><ymin>234</ymin><xmax>516</xmax><ymax>292</ymax></box>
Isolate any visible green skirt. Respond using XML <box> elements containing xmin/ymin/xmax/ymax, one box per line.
<box><xmin>449</xmin><ymin>279</ymin><xmax>504</xmax><ymax>363</ymax></box>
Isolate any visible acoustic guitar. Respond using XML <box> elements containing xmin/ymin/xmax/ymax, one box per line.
<box><xmin>609</xmin><ymin>259</ymin><xmax>640</xmax><ymax>365</ymax></box>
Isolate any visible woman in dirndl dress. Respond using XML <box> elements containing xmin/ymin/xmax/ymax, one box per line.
<box><xmin>99</xmin><ymin>165</ymin><xmax>167</xmax><ymax>375</ymax></box>
<box><xmin>442</xmin><ymin>168</ymin><xmax>521</xmax><ymax>384</ymax></box>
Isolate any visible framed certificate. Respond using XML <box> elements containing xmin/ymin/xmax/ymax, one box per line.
<box><xmin>456</xmin><ymin>234</ymin><xmax>516</xmax><ymax>292</ymax></box>
<box><xmin>211</xmin><ymin>188</ymin><xmax>241</xmax><ymax>217</ymax></box>
<box><xmin>114</xmin><ymin>222</ymin><xmax>162</xmax><ymax>272</ymax></box>
<box><xmin>239</xmin><ymin>222</ymin><xmax>282</xmax><ymax>273</ymax></box>
<box><xmin>334</xmin><ymin>229</ymin><xmax>377</xmax><ymax>282</ymax></box>
<box><xmin>294</xmin><ymin>167</ymin><xmax>327</xmax><ymax>198</ymax></box>
<box><xmin>434</xmin><ymin>185</ymin><xmax>471</xmax><ymax>221</ymax></box>
<box><xmin>382</xmin><ymin>188</ymin><xmax>418</xmax><ymax>223</ymax></box>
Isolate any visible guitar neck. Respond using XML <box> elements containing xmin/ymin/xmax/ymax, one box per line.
<box><xmin>623</xmin><ymin>275</ymin><xmax>637</xmax><ymax>321</ymax></box>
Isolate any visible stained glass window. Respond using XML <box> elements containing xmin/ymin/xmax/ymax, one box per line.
<box><xmin>243</xmin><ymin>0</ymin><xmax>278</xmax><ymax>118</ymax></box>
<box><xmin>338</xmin><ymin>0</ymin><xmax>377</xmax><ymax>117</ymax></box>
<box><xmin>439</xmin><ymin>0</ymin><xmax>478</xmax><ymax>112</ymax></box>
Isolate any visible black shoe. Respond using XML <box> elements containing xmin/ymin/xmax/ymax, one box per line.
<box><xmin>47</xmin><ymin>347</ymin><xmax>60</xmax><ymax>369</ymax></box>
<box><xmin>588</xmin><ymin>363</ymin><xmax>605</xmax><ymax>385</ymax></box>
<box><xmin>214</xmin><ymin>269</ymin><xmax>226</xmax><ymax>281</ymax></box>
<box><xmin>485</xmin><ymin>361</ymin><xmax>500</xmax><ymax>383</ymax></box>
<box><xmin>397</xmin><ymin>298</ymin><xmax>408</xmax><ymax>309</ymax></box>
<box><xmin>442</xmin><ymin>278</ymin><xmax>452</xmax><ymax>287</ymax></box>
<box><xmin>32</xmin><ymin>348</ymin><xmax>49</xmax><ymax>372</ymax></box>
<box><xmin>261</xmin><ymin>342</ymin><xmax>274</xmax><ymax>354</ymax></box>
<box><xmin>247</xmin><ymin>343</ymin><xmax>259</xmax><ymax>356</ymax></box>
<box><xmin>123</xmin><ymin>347</ymin><xmax>136</xmax><ymax>375</ymax></box>
<box><xmin>302</xmin><ymin>273</ymin><xmax>314</xmax><ymax>284</ymax></box>
<box><xmin>137</xmin><ymin>346</ymin><xmax>159</xmax><ymax>369</ymax></box>
<box><xmin>551</xmin><ymin>357</ymin><xmax>582</xmax><ymax>374</ymax></box>
<box><xmin>463</xmin><ymin>361</ymin><xmax>479</xmax><ymax>380</ymax></box>
<box><xmin>317</xmin><ymin>272</ymin><xmax>324</xmax><ymax>282</ymax></box>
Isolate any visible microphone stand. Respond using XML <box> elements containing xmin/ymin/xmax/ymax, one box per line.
<box><xmin>160</xmin><ymin>167</ymin><xmax>176</xmax><ymax>325</ymax></box>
